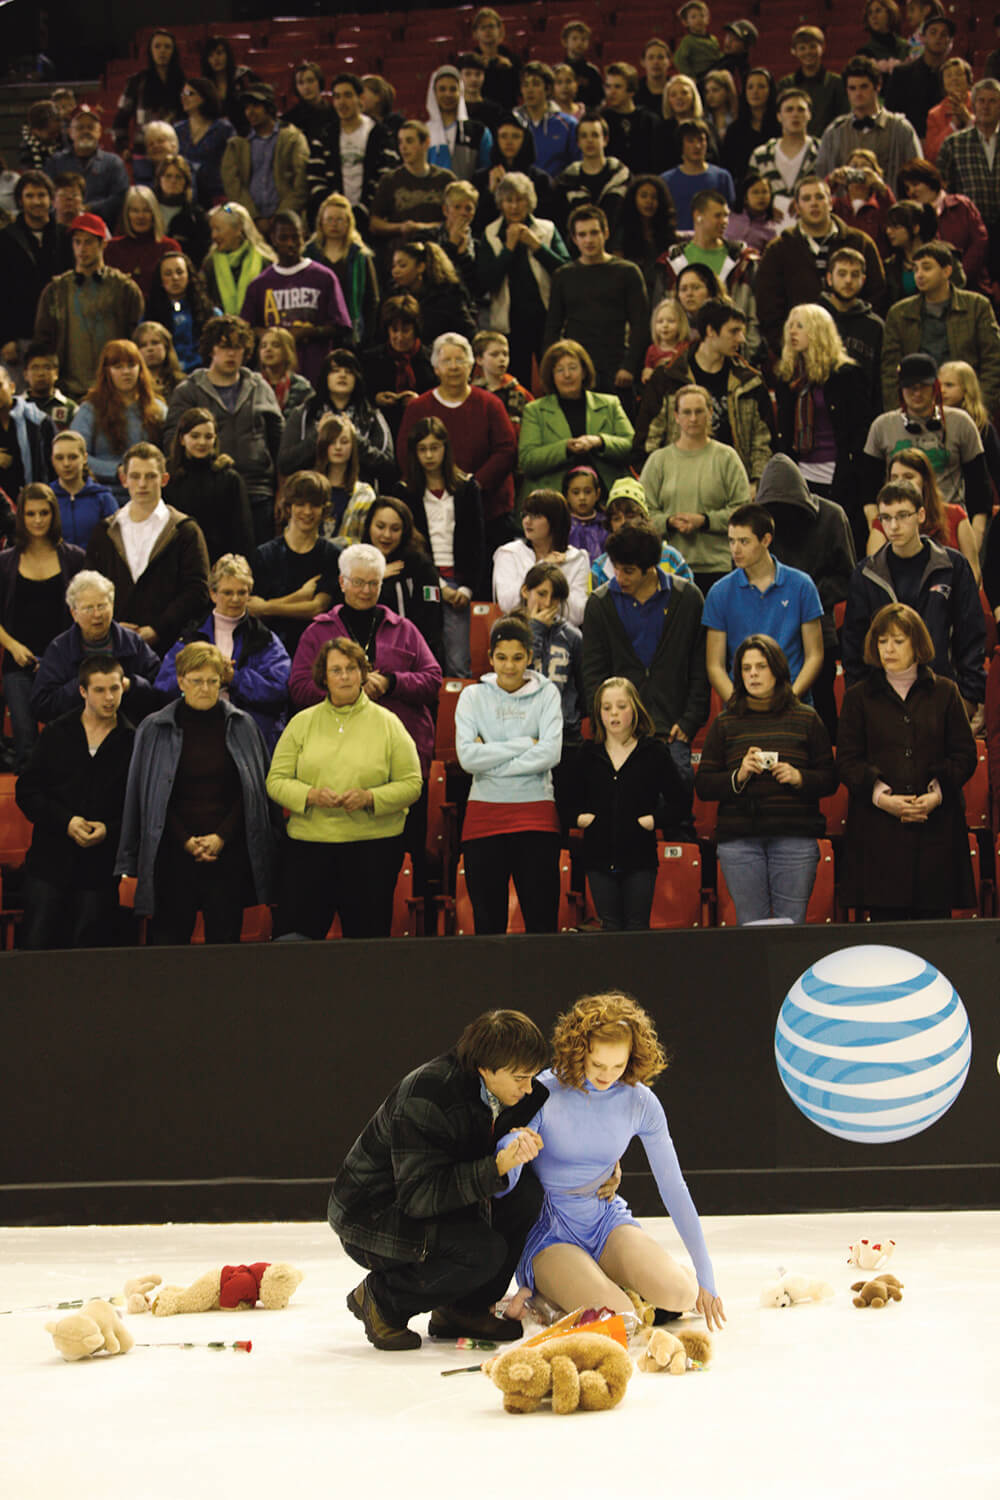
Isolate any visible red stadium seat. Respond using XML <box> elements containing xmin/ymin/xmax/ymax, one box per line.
<box><xmin>649</xmin><ymin>841</ymin><xmax>704</xmax><ymax>929</ymax></box>
<box><xmin>0</xmin><ymin>775</ymin><xmax>32</xmax><ymax>869</ymax></box>
<box><xmin>689</xmin><ymin>751</ymin><xmax>717</xmax><ymax>840</ymax></box>
<box><xmin>954</xmin><ymin>834</ymin><xmax>982</xmax><ymax>919</ymax></box>
<box><xmin>965</xmin><ymin>739</ymin><xmax>990</xmax><ymax>830</ymax></box>
<box><xmin>469</xmin><ymin>602</ymin><xmax>502</xmax><ymax>679</ymax></box>
<box><xmin>716</xmin><ymin>838</ymin><xmax>836</xmax><ymax>925</ymax></box>
<box><xmin>691</xmin><ymin>688</ymin><xmax>723</xmax><ymax>751</ymax></box>
<box><xmin>434</xmin><ymin>678</ymin><xmax>475</xmax><ymax>763</ymax></box>
<box><xmin>820</xmin><ymin>780</ymin><xmax>849</xmax><ymax>838</ymax></box>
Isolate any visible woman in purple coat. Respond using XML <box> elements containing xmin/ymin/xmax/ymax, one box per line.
<box><xmin>288</xmin><ymin>542</ymin><xmax>441</xmax><ymax>774</ymax></box>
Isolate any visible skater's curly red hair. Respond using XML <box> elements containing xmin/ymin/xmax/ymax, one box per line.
<box><xmin>551</xmin><ymin>992</ymin><xmax>667</xmax><ymax>1090</ymax></box>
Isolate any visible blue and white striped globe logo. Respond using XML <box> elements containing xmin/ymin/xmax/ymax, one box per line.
<box><xmin>775</xmin><ymin>946</ymin><xmax>971</xmax><ymax>1144</ymax></box>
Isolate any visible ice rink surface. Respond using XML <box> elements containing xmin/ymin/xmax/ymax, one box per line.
<box><xmin>2</xmin><ymin>1210</ymin><xmax>997</xmax><ymax>1500</ymax></box>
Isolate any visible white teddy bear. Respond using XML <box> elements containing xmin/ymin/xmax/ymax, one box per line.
<box><xmin>760</xmin><ymin>1274</ymin><xmax>834</xmax><ymax>1308</ymax></box>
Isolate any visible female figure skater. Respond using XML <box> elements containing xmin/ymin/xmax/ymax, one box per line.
<box><xmin>504</xmin><ymin>992</ymin><xmax>725</xmax><ymax>1330</ymax></box>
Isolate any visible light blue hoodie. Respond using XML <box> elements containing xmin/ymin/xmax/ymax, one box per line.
<box><xmin>455</xmin><ymin>668</ymin><xmax>563</xmax><ymax>805</ymax></box>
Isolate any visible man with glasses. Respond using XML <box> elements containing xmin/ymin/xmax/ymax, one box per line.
<box><xmin>31</xmin><ymin>569</ymin><xmax>161</xmax><ymax>724</ymax></box>
<box><xmin>861</xmin><ymin>352</ymin><xmax>990</xmax><ymax>545</ymax></box>
<box><xmin>842</xmin><ymin>477</ymin><xmax>985</xmax><ymax>719</ymax></box>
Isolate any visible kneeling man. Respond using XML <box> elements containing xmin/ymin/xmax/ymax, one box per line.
<box><xmin>331</xmin><ymin>1009</ymin><xmax>549</xmax><ymax>1349</ymax></box>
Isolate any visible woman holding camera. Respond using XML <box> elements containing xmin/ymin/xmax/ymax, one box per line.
<box><xmin>694</xmin><ymin>634</ymin><xmax>836</xmax><ymax>924</ymax></box>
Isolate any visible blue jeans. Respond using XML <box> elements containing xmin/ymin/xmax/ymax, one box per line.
<box><xmin>4</xmin><ymin>667</ymin><xmax>38</xmax><ymax>771</ymax></box>
<box><xmin>718</xmin><ymin>836</ymin><xmax>819</xmax><ymax>925</ymax></box>
<box><xmin>667</xmin><ymin>736</ymin><xmax>692</xmax><ymax>788</ymax></box>
<box><xmin>588</xmin><ymin>867</ymin><xmax>657</xmax><ymax>931</ymax></box>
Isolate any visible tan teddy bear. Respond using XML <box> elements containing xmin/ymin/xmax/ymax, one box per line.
<box><xmin>634</xmin><ymin>1326</ymin><xmax>713</xmax><ymax>1374</ymax></box>
<box><xmin>851</xmin><ymin>1273</ymin><xmax>904</xmax><ymax>1308</ymax></box>
<box><xmin>47</xmin><ymin>1299</ymin><xmax>135</xmax><ymax>1362</ymax></box>
<box><xmin>152</xmin><ymin>1262</ymin><xmax>303</xmax><ymax>1316</ymax></box>
<box><xmin>123</xmin><ymin>1274</ymin><xmax>162</xmax><ymax>1313</ymax></box>
<box><xmin>485</xmin><ymin>1331</ymin><xmax>633</xmax><ymax>1414</ymax></box>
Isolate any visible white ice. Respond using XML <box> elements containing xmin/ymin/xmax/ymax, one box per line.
<box><xmin>1</xmin><ymin>1211</ymin><xmax>997</xmax><ymax>1500</ymax></box>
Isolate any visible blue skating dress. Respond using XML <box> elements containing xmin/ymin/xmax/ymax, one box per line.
<box><xmin>507</xmin><ymin>1069</ymin><xmax>717</xmax><ymax>1294</ymax></box>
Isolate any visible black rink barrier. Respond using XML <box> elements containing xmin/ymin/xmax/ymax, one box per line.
<box><xmin>3</xmin><ymin>920</ymin><xmax>999</xmax><ymax>1225</ymax></box>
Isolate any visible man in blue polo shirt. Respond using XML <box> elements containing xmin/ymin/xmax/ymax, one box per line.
<box><xmin>703</xmin><ymin>501</ymin><xmax>824</xmax><ymax>701</ymax></box>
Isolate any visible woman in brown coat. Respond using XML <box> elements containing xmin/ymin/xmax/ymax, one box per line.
<box><xmin>837</xmin><ymin>602</ymin><xmax>977</xmax><ymax>919</ymax></box>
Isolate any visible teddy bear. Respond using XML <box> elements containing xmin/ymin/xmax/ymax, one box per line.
<box><xmin>47</xmin><ymin>1299</ymin><xmax>135</xmax><ymax>1362</ymax></box>
<box><xmin>760</xmin><ymin>1274</ymin><xmax>835</xmax><ymax>1309</ymax></box>
<box><xmin>851</xmin><ymin>1273</ymin><xmax>903</xmax><ymax>1308</ymax></box>
<box><xmin>152</xmin><ymin>1262</ymin><xmax>303</xmax><ymax>1316</ymax></box>
<box><xmin>123</xmin><ymin>1274</ymin><xmax>162</xmax><ymax>1314</ymax></box>
<box><xmin>848</xmin><ymin>1238</ymin><xmax>896</xmax><ymax>1271</ymax></box>
<box><xmin>485</xmin><ymin>1331</ymin><xmax>633</xmax><ymax>1414</ymax></box>
<box><xmin>634</xmin><ymin>1326</ymin><xmax>713</xmax><ymax>1374</ymax></box>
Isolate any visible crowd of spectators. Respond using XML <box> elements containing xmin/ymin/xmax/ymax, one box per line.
<box><xmin>2</xmin><ymin>4</ymin><xmax>1000</xmax><ymax>943</ymax></box>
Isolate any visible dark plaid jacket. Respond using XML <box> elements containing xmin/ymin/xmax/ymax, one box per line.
<box><xmin>328</xmin><ymin>1052</ymin><xmax>548</xmax><ymax>1261</ymax></box>
<box><xmin>938</xmin><ymin>126</ymin><xmax>1000</xmax><ymax>227</ymax></box>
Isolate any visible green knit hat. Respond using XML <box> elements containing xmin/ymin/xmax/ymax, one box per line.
<box><xmin>607</xmin><ymin>477</ymin><xmax>649</xmax><ymax>513</ymax></box>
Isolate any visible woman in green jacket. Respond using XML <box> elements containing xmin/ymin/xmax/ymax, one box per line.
<box><xmin>517</xmin><ymin>339</ymin><xmax>634</xmax><ymax>506</ymax></box>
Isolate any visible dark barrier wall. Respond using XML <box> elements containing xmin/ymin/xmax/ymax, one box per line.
<box><xmin>3</xmin><ymin>921</ymin><xmax>999</xmax><ymax>1225</ymax></box>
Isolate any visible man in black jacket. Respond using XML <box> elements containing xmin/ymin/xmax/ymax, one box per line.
<box><xmin>582</xmin><ymin>523</ymin><xmax>709</xmax><ymax>796</ymax></box>
<box><xmin>331</xmin><ymin>1009</ymin><xmax>550</xmax><ymax>1350</ymax></box>
<box><xmin>820</xmin><ymin>246</ymin><xmax>885</xmax><ymax>412</ymax></box>
<box><xmin>305</xmin><ymin>72</ymin><xmax>399</xmax><ymax>231</ymax></box>
<box><xmin>16</xmin><ymin>653</ymin><xmax>134</xmax><ymax>949</ymax></box>
<box><xmin>755</xmin><ymin>454</ymin><xmax>856</xmax><ymax>735</ymax></box>
<box><xmin>0</xmin><ymin>171</ymin><xmax>72</xmax><ymax>373</ymax></box>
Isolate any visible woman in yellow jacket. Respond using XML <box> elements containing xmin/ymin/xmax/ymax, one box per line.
<box><xmin>266</xmin><ymin>636</ymin><xmax>422</xmax><ymax>939</ymax></box>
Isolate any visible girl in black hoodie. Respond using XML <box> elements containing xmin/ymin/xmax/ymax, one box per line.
<box><xmin>573</xmin><ymin>676</ymin><xmax>688</xmax><ymax>930</ymax></box>
<box><xmin>165</xmin><ymin>406</ymin><xmax>254</xmax><ymax>563</ymax></box>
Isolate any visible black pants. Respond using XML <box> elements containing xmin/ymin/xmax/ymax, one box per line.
<box><xmin>342</xmin><ymin>1167</ymin><xmax>544</xmax><ymax>1322</ymax></box>
<box><xmin>275</xmin><ymin>833</ymin><xmax>404</xmax><ymax>939</ymax></box>
<box><xmin>812</xmin><ymin>643</ymin><xmax>840</xmax><ymax>741</ymax></box>
<box><xmin>150</xmin><ymin>838</ymin><xmax>251</xmax><ymax>945</ymax></box>
<box><xmin>463</xmin><ymin>830</ymin><xmax>561</xmax><ymax>934</ymax></box>
<box><xmin>20</xmin><ymin>874</ymin><xmax>119</xmax><ymax>950</ymax></box>
<box><xmin>508</xmin><ymin>315</ymin><xmax>542</xmax><ymax>390</ymax></box>
<box><xmin>588</xmin><ymin>866</ymin><xmax>657</xmax><ymax>931</ymax></box>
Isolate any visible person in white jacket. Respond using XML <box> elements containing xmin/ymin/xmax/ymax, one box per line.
<box><xmin>455</xmin><ymin>614</ymin><xmax>563</xmax><ymax>933</ymax></box>
<box><xmin>492</xmin><ymin>488</ymin><xmax>590</xmax><ymax>625</ymax></box>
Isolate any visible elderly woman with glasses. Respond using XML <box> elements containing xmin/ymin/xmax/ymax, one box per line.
<box><xmin>30</xmin><ymin>569</ymin><xmax>162</xmax><ymax>727</ymax></box>
<box><xmin>116</xmin><ymin>641</ymin><xmax>275</xmax><ymax>943</ymax></box>
<box><xmin>287</xmin><ymin>542</ymin><xmax>441</xmax><ymax>775</ymax></box>
<box><xmin>396</xmin><ymin>332</ymin><xmax>518</xmax><ymax>558</ymax></box>
<box><xmin>153</xmin><ymin>553</ymin><xmax>291</xmax><ymax>750</ymax></box>
<box><xmin>267</xmin><ymin>635</ymin><xmax>423</xmax><ymax>939</ymax></box>
<box><xmin>477</xmin><ymin>170</ymin><xmax>570</xmax><ymax>387</ymax></box>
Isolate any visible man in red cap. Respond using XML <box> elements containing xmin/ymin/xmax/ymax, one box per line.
<box><xmin>33</xmin><ymin>212</ymin><xmax>143</xmax><ymax>399</ymax></box>
<box><xmin>43</xmin><ymin>105</ymin><xmax>129</xmax><ymax>229</ymax></box>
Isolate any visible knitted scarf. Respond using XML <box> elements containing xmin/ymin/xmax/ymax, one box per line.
<box><xmin>790</xmin><ymin>355</ymin><xmax>815</xmax><ymax>456</ymax></box>
<box><xmin>213</xmin><ymin>240</ymin><xmax>263</xmax><ymax>315</ymax></box>
<box><xmin>391</xmin><ymin>337</ymin><xmax>422</xmax><ymax>392</ymax></box>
